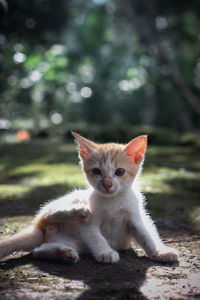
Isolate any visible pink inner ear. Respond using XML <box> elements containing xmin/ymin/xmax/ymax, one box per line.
<box><xmin>79</xmin><ymin>146</ymin><xmax>89</xmax><ymax>161</ymax></box>
<box><xmin>124</xmin><ymin>136</ymin><xmax>147</xmax><ymax>164</ymax></box>
<box><xmin>72</xmin><ymin>132</ymin><xmax>97</xmax><ymax>161</ymax></box>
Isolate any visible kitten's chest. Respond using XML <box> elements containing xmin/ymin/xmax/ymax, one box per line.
<box><xmin>100</xmin><ymin>207</ymin><xmax>128</xmax><ymax>226</ymax></box>
<box><xmin>93</xmin><ymin>197</ymin><xmax>131</xmax><ymax>230</ymax></box>
<box><xmin>98</xmin><ymin>206</ymin><xmax>131</xmax><ymax>249</ymax></box>
<box><xmin>90</xmin><ymin>193</ymin><xmax>135</xmax><ymax>249</ymax></box>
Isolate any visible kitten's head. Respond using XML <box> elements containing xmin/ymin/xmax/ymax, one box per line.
<box><xmin>72</xmin><ymin>132</ymin><xmax>147</xmax><ymax>197</ymax></box>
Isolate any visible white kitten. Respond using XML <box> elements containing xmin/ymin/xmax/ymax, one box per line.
<box><xmin>0</xmin><ymin>132</ymin><xmax>179</xmax><ymax>263</ymax></box>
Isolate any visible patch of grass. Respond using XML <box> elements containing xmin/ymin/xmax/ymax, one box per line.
<box><xmin>142</xmin><ymin>146</ymin><xmax>200</xmax><ymax>231</ymax></box>
<box><xmin>38</xmin><ymin>277</ymin><xmax>52</xmax><ymax>285</ymax></box>
<box><xmin>0</xmin><ymin>216</ymin><xmax>33</xmax><ymax>237</ymax></box>
<box><xmin>0</xmin><ymin>140</ymin><xmax>86</xmax><ymax>218</ymax></box>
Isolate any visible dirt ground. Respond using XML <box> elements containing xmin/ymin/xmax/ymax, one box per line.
<box><xmin>0</xmin><ymin>225</ymin><xmax>199</xmax><ymax>300</ymax></box>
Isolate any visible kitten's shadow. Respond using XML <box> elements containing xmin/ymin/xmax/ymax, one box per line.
<box><xmin>0</xmin><ymin>250</ymin><xmax>178</xmax><ymax>299</ymax></box>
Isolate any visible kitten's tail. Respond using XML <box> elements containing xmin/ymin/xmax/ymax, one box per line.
<box><xmin>0</xmin><ymin>226</ymin><xmax>44</xmax><ymax>260</ymax></box>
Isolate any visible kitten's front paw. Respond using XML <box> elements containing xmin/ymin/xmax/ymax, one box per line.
<box><xmin>97</xmin><ymin>250</ymin><xmax>119</xmax><ymax>263</ymax></box>
<box><xmin>72</xmin><ymin>208</ymin><xmax>91</xmax><ymax>222</ymax></box>
<box><xmin>149</xmin><ymin>247</ymin><xmax>179</xmax><ymax>262</ymax></box>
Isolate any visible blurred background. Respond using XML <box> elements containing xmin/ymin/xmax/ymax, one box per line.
<box><xmin>0</xmin><ymin>0</ymin><xmax>200</xmax><ymax>145</ymax></box>
<box><xmin>0</xmin><ymin>3</ymin><xmax>200</xmax><ymax>297</ymax></box>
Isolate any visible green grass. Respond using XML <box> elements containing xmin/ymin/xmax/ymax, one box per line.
<box><xmin>0</xmin><ymin>140</ymin><xmax>86</xmax><ymax>218</ymax></box>
<box><xmin>0</xmin><ymin>139</ymin><xmax>199</xmax><ymax>232</ymax></box>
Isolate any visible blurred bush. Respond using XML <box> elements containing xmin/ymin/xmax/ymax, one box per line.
<box><xmin>0</xmin><ymin>0</ymin><xmax>200</xmax><ymax>141</ymax></box>
<box><xmin>63</xmin><ymin>123</ymin><xmax>199</xmax><ymax>147</ymax></box>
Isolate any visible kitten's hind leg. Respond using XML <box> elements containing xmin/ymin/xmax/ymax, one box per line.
<box><xmin>33</xmin><ymin>243</ymin><xmax>79</xmax><ymax>263</ymax></box>
<box><xmin>60</xmin><ymin>247</ymin><xmax>79</xmax><ymax>263</ymax></box>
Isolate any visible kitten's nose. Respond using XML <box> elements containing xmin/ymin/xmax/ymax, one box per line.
<box><xmin>103</xmin><ymin>177</ymin><xmax>113</xmax><ymax>191</ymax></box>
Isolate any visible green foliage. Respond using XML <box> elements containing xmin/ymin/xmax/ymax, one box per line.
<box><xmin>82</xmin><ymin>7</ymin><xmax>105</xmax><ymax>52</ymax></box>
<box><xmin>0</xmin><ymin>0</ymin><xmax>200</xmax><ymax>133</ymax></box>
<box><xmin>25</xmin><ymin>55</ymin><xmax>43</xmax><ymax>69</ymax></box>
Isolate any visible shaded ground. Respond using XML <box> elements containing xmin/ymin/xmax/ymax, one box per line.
<box><xmin>0</xmin><ymin>139</ymin><xmax>200</xmax><ymax>299</ymax></box>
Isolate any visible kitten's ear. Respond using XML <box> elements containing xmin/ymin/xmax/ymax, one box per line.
<box><xmin>72</xmin><ymin>132</ymin><xmax>97</xmax><ymax>161</ymax></box>
<box><xmin>124</xmin><ymin>135</ymin><xmax>147</xmax><ymax>164</ymax></box>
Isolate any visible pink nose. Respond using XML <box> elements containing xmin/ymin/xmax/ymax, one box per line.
<box><xmin>103</xmin><ymin>178</ymin><xmax>113</xmax><ymax>191</ymax></box>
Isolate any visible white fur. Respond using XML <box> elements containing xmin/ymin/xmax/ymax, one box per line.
<box><xmin>31</xmin><ymin>179</ymin><xmax>178</xmax><ymax>263</ymax></box>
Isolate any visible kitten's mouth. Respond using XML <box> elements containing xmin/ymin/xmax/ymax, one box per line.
<box><xmin>102</xmin><ymin>187</ymin><xmax>117</xmax><ymax>196</ymax></box>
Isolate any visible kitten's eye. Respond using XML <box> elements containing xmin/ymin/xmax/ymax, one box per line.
<box><xmin>115</xmin><ymin>168</ymin><xmax>125</xmax><ymax>176</ymax></box>
<box><xmin>92</xmin><ymin>168</ymin><xmax>101</xmax><ymax>175</ymax></box>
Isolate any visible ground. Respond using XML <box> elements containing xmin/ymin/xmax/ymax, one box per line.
<box><xmin>0</xmin><ymin>139</ymin><xmax>200</xmax><ymax>299</ymax></box>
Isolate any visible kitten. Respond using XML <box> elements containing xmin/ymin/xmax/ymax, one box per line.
<box><xmin>0</xmin><ymin>132</ymin><xmax>179</xmax><ymax>263</ymax></box>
